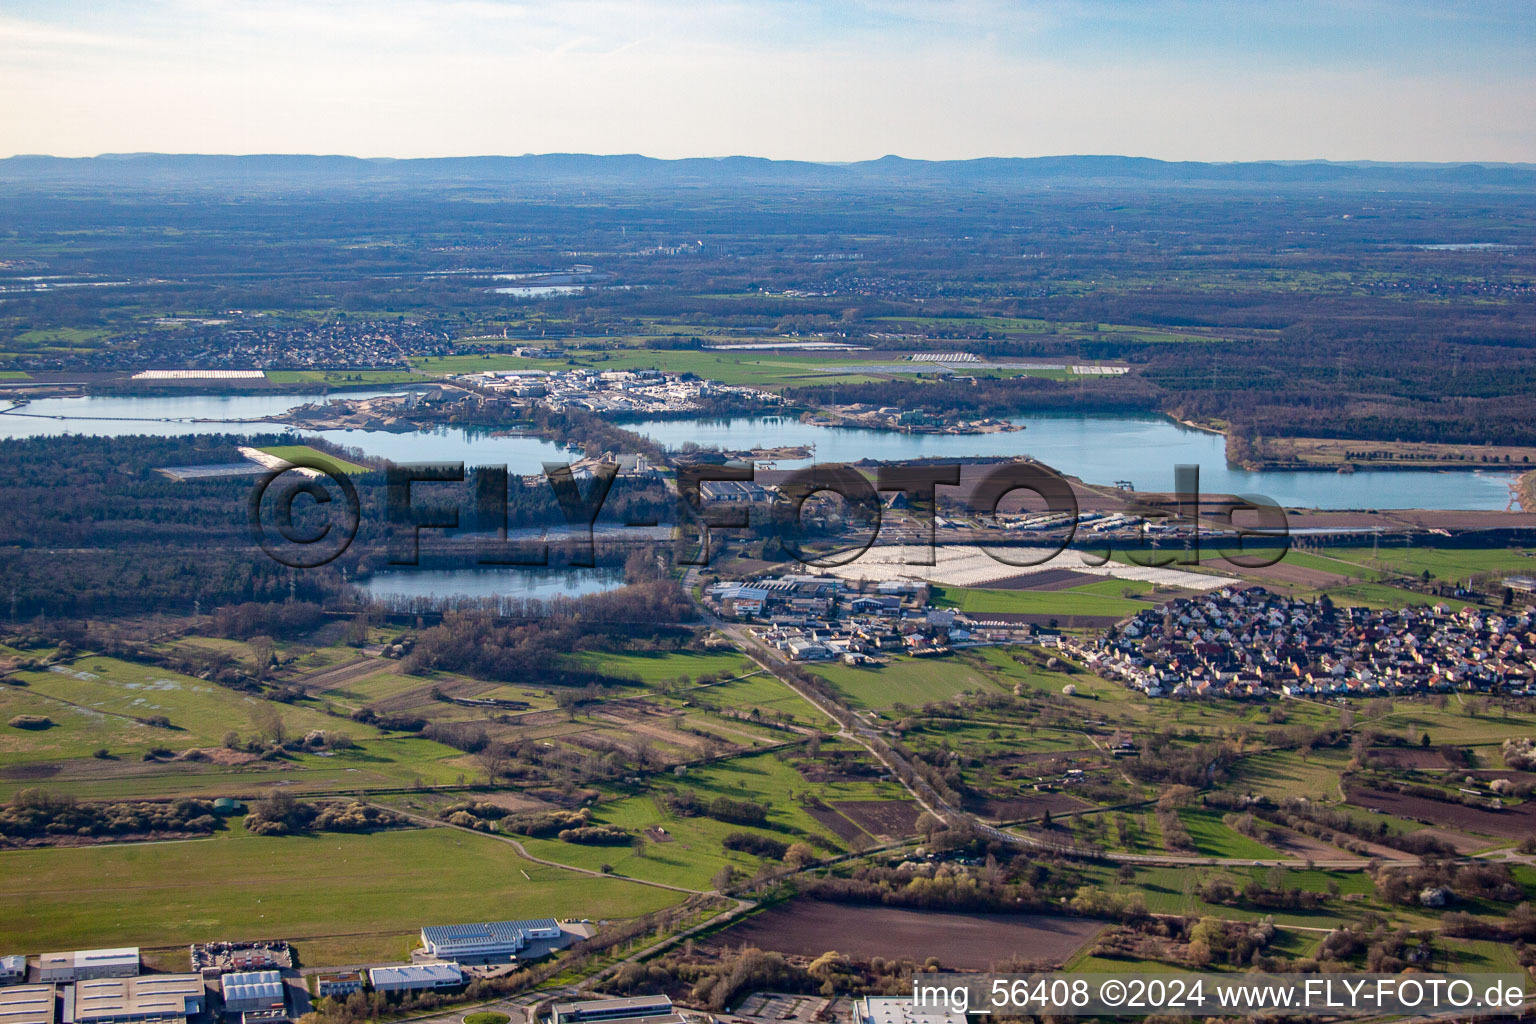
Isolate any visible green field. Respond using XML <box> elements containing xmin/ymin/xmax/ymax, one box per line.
<box><xmin>688</xmin><ymin>673</ymin><xmax>832</xmax><ymax>728</ymax></box>
<box><xmin>309</xmin><ymin>663</ymin><xmax>447</xmax><ymax>708</ymax></box>
<box><xmin>967</xmin><ymin>646</ymin><xmax>1133</xmax><ymax>702</ymax></box>
<box><xmin>908</xmin><ymin>718</ymin><xmax>1085</xmax><ymax>752</ymax></box>
<box><xmin>411</xmin><ymin>353</ymin><xmax>570</xmax><ymax>375</ymax></box>
<box><xmin>0</xmin><ymin>735</ymin><xmax>475</xmax><ymax>802</ymax></box>
<box><xmin>1064</xmin><ymin>810</ymin><xmax>1165</xmax><ymax>854</ymax></box>
<box><xmin>1229</xmin><ymin>749</ymin><xmax>1348</xmax><ymax>801</ymax></box>
<box><xmin>558</xmin><ymin>649</ymin><xmax>751</xmax><ymax>687</ymax></box>
<box><xmin>417</xmin><ymin>347</ymin><xmax>882</xmax><ymax>391</ymax></box>
<box><xmin>872</xmin><ymin>315</ymin><xmax>1212</xmax><ymax>346</ymax></box>
<box><xmin>1310</xmin><ymin>545</ymin><xmax>1536</xmax><ymax>582</ymax></box>
<box><xmin>516</xmin><ymin>751</ymin><xmax>906</xmax><ymax>889</ymax></box>
<box><xmin>1177</xmin><ymin>808</ymin><xmax>1284</xmax><ymax>860</ymax></box>
<box><xmin>256</xmin><ymin>445</ymin><xmax>370</xmax><ymax>474</ymax></box>
<box><xmin>1441</xmin><ymin>938</ymin><xmax>1526</xmax><ymax>973</ymax></box>
<box><xmin>0</xmin><ymin>824</ymin><xmax>679</xmax><ymax>965</ymax></box>
<box><xmin>1100</xmin><ymin>863</ymin><xmax>1382</xmax><ymax>928</ymax></box>
<box><xmin>1301</xmin><ymin>580</ymin><xmax>1443</xmax><ymax>610</ymax></box>
<box><xmin>1370</xmin><ymin>700</ymin><xmax>1536</xmax><ymax>746</ymax></box>
<box><xmin>0</xmin><ymin>656</ymin><xmax>474</xmax><ymax>797</ymax></box>
<box><xmin>812</xmin><ymin>656</ymin><xmax>1003</xmax><ymax>712</ymax></box>
<box><xmin>3</xmin><ymin>659</ymin><xmax>344</xmax><ymax>764</ymax></box>
<box><xmin>11</xmin><ymin>327</ymin><xmax>111</xmax><ymax>350</ymax></box>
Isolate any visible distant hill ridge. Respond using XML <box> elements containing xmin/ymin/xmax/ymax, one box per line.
<box><xmin>3</xmin><ymin>152</ymin><xmax>1534</xmax><ymax>189</ymax></box>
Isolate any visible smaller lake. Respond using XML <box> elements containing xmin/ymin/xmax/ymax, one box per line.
<box><xmin>304</xmin><ymin>425</ymin><xmax>577</xmax><ymax>470</ymax></box>
<box><xmin>493</xmin><ymin>285</ymin><xmax>587</xmax><ymax>296</ymax></box>
<box><xmin>0</xmin><ymin>391</ymin><xmax>397</xmax><ymax>437</ymax></box>
<box><xmin>358</xmin><ymin>566</ymin><xmax>626</xmax><ymax>603</ymax></box>
<box><xmin>0</xmin><ymin>393</ymin><xmax>580</xmax><ymax>474</ymax></box>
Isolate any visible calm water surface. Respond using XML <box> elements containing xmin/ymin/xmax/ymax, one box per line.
<box><xmin>0</xmin><ymin>392</ymin><xmax>576</xmax><ymax>472</ymax></box>
<box><xmin>359</xmin><ymin>566</ymin><xmax>625</xmax><ymax>602</ymax></box>
<box><xmin>0</xmin><ymin>395</ymin><xmax>1519</xmax><ymax>510</ymax></box>
<box><xmin>633</xmin><ymin>414</ymin><xmax>1519</xmax><ymax>510</ymax></box>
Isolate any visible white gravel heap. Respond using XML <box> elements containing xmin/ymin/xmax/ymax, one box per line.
<box><xmin>823</xmin><ymin>543</ymin><xmax>1232</xmax><ymax>591</ymax></box>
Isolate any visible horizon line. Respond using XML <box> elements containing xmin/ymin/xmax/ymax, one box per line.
<box><xmin>5</xmin><ymin>152</ymin><xmax>1536</xmax><ymax>169</ymax></box>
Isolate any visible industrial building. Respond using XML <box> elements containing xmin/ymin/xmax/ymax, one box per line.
<box><xmin>35</xmin><ymin>950</ymin><xmax>138</xmax><ymax>984</ymax></box>
<box><xmin>219</xmin><ymin>972</ymin><xmax>285</xmax><ymax>1016</ymax></box>
<box><xmin>549</xmin><ymin>995</ymin><xmax>677</xmax><ymax>1024</ymax></box>
<box><xmin>698</xmin><ymin>480</ymin><xmax>769</xmax><ymax>504</ymax></box>
<box><xmin>417</xmin><ymin>920</ymin><xmax>562</xmax><ymax>962</ymax></box>
<box><xmin>852</xmin><ymin>997</ymin><xmax>964</xmax><ymax>1024</ymax></box>
<box><xmin>0</xmin><ymin>986</ymin><xmax>54</xmax><ymax>1024</ymax></box>
<box><xmin>73</xmin><ymin>975</ymin><xmax>204</xmax><ymax>1024</ymax></box>
<box><xmin>314</xmin><ymin>974</ymin><xmax>363</xmax><ymax>1000</ymax></box>
<box><xmin>0</xmin><ymin>957</ymin><xmax>25</xmax><ymax>986</ymax></box>
<box><xmin>366</xmin><ymin>965</ymin><xmax>462</xmax><ymax>994</ymax></box>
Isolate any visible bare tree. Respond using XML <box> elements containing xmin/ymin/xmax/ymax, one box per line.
<box><xmin>250</xmin><ymin>703</ymin><xmax>287</xmax><ymax>746</ymax></box>
<box><xmin>475</xmin><ymin>741</ymin><xmax>510</xmax><ymax>785</ymax></box>
<box><xmin>249</xmin><ymin>635</ymin><xmax>276</xmax><ymax>682</ymax></box>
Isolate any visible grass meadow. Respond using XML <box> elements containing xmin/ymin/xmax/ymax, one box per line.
<box><xmin>0</xmin><ymin>823</ymin><xmax>680</xmax><ymax>966</ymax></box>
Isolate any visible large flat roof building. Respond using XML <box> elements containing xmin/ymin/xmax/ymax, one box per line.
<box><xmin>418</xmin><ymin>919</ymin><xmax>561</xmax><ymax>962</ymax></box>
<box><xmin>73</xmin><ymin>975</ymin><xmax>204</xmax><ymax>1024</ymax></box>
<box><xmin>550</xmin><ymin>996</ymin><xmax>675</xmax><ymax>1024</ymax></box>
<box><xmin>367</xmin><ymin>965</ymin><xmax>462</xmax><ymax>993</ymax></box>
<box><xmin>220</xmin><ymin>972</ymin><xmax>284</xmax><ymax>1015</ymax></box>
<box><xmin>853</xmin><ymin>997</ymin><xmax>964</xmax><ymax>1024</ymax></box>
<box><xmin>35</xmin><ymin>950</ymin><xmax>138</xmax><ymax>984</ymax></box>
<box><xmin>0</xmin><ymin>986</ymin><xmax>54</xmax><ymax>1024</ymax></box>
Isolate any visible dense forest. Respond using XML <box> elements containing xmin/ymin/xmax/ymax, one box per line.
<box><xmin>0</xmin><ymin>434</ymin><xmax>676</xmax><ymax>617</ymax></box>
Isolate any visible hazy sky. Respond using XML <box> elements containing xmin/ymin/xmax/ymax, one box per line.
<box><xmin>3</xmin><ymin>0</ymin><xmax>1533</xmax><ymax>162</ymax></box>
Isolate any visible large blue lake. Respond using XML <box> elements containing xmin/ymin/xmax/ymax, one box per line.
<box><xmin>0</xmin><ymin>395</ymin><xmax>1519</xmax><ymax>511</ymax></box>
<box><xmin>632</xmin><ymin>414</ymin><xmax>1520</xmax><ymax>511</ymax></box>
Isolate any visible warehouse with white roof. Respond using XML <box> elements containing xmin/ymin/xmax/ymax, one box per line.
<box><xmin>219</xmin><ymin>972</ymin><xmax>285</xmax><ymax>1015</ymax></box>
<box><xmin>35</xmin><ymin>950</ymin><xmax>138</xmax><ymax>984</ymax></box>
<box><xmin>417</xmin><ymin>920</ymin><xmax>561</xmax><ymax>962</ymax></box>
<box><xmin>550</xmin><ymin>995</ymin><xmax>677</xmax><ymax>1024</ymax></box>
<box><xmin>853</xmin><ymin>997</ymin><xmax>964</xmax><ymax>1024</ymax></box>
<box><xmin>366</xmin><ymin>965</ymin><xmax>462</xmax><ymax>993</ymax></box>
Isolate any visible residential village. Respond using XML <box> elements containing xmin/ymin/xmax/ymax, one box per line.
<box><xmin>103</xmin><ymin>315</ymin><xmax>456</xmax><ymax>373</ymax></box>
<box><xmin>1069</xmin><ymin>586</ymin><xmax>1536</xmax><ymax>700</ymax></box>
<box><xmin>704</xmin><ymin>571</ymin><xmax>1536</xmax><ymax>706</ymax></box>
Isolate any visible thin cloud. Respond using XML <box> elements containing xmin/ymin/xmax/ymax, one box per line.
<box><xmin>1</xmin><ymin>0</ymin><xmax>1532</xmax><ymax>160</ymax></box>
